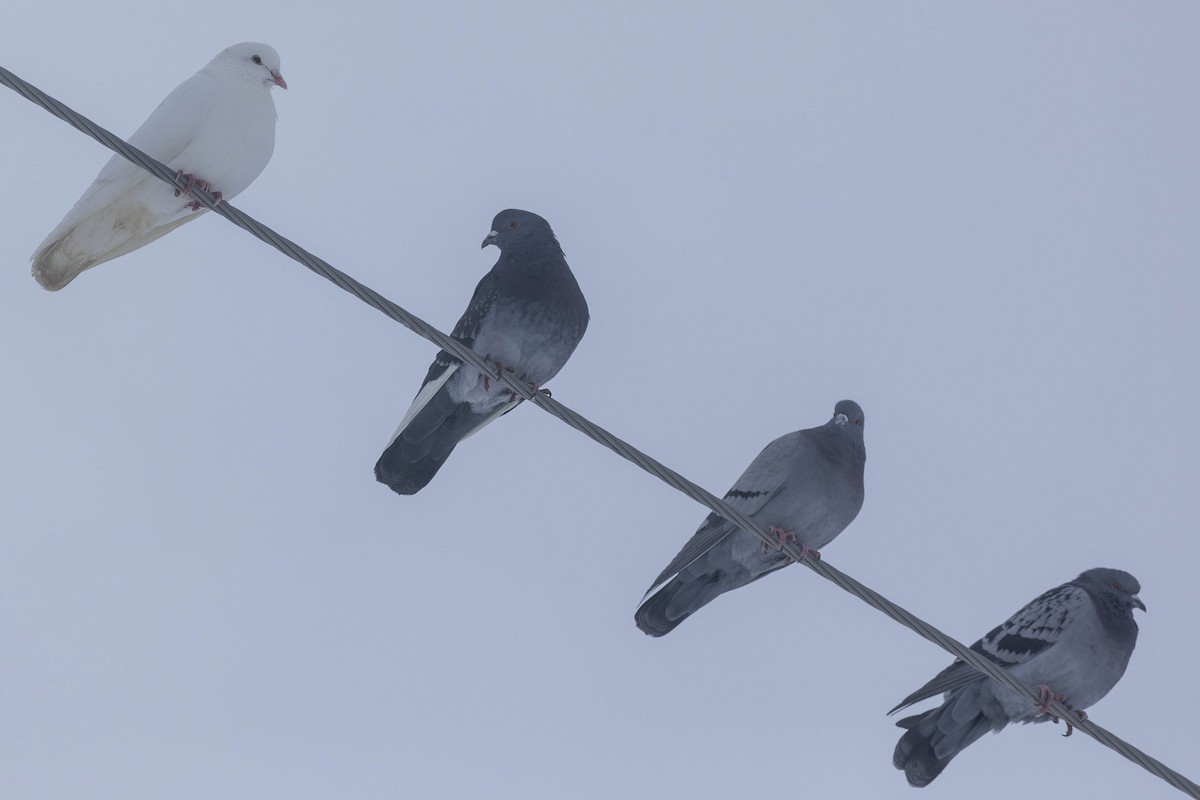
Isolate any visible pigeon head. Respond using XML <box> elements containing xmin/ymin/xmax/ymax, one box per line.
<box><xmin>831</xmin><ymin>399</ymin><xmax>865</xmax><ymax>434</ymax></box>
<box><xmin>209</xmin><ymin>43</ymin><xmax>287</xmax><ymax>90</ymax></box>
<box><xmin>1078</xmin><ymin>568</ymin><xmax>1146</xmax><ymax>612</ymax></box>
<box><xmin>481</xmin><ymin>209</ymin><xmax>556</xmax><ymax>251</ymax></box>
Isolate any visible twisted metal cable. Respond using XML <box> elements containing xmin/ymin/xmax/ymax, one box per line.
<box><xmin>3</xmin><ymin>64</ymin><xmax>1195</xmax><ymax>798</ymax></box>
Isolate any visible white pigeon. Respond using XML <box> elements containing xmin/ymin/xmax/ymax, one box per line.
<box><xmin>30</xmin><ymin>42</ymin><xmax>286</xmax><ymax>290</ymax></box>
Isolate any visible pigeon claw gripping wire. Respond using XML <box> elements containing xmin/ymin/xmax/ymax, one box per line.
<box><xmin>481</xmin><ymin>356</ymin><xmax>516</xmax><ymax>393</ymax></box>
<box><xmin>765</xmin><ymin>526</ymin><xmax>820</xmax><ymax>563</ymax></box>
<box><xmin>174</xmin><ymin>171</ymin><xmax>223</xmax><ymax>211</ymax></box>
<box><xmin>765</xmin><ymin>525</ymin><xmax>796</xmax><ymax>554</ymax></box>
<box><xmin>173</xmin><ymin>170</ymin><xmax>206</xmax><ymax>197</ymax></box>
<box><xmin>188</xmin><ymin>191</ymin><xmax>223</xmax><ymax>212</ymax></box>
<box><xmin>480</xmin><ymin>356</ymin><xmax>540</xmax><ymax>400</ymax></box>
<box><xmin>506</xmin><ymin>375</ymin><xmax>539</xmax><ymax>403</ymax></box>
<box><xmin>1034</xmin><ymin>684</ymin><xmax>1068</xmax><ymax>718</ymax></box>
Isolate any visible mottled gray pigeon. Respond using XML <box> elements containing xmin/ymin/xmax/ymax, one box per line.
<box><xmin>375</xmin><ymin>209</ymin><xmax>589</xmax><ymax>495</ymax></box>
<box><xmin>891</xmin><ymin>567</ymin><xmax>1145</xmax><ymax>787</ymax></box>
<box><xmin>634</xmin><ymin>400</ymin><xmax>866</xmax><ymax>637</ymax></box>
<box><xmin>32</xmin><ymin>43</ymin><xmax>285</xmax><ymax>290</ymax></box>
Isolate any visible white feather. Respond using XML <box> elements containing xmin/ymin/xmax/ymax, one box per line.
<box><xmin>458</xmin><ymin>396</ymin><xmax>521</xmax><ymax>442</ymax></box>
<box><xmin>385</xmin><ymin>364</ymin><xmax>460</xmax><ymax>447</ymax></box>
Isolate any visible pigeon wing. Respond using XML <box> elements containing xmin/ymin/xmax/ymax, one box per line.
<box><xmin>389</xmin><ymin>271</ymin><xmax>500</xmax><ymax>441</ymax></box>
<box><xmin>642</xmin><ymin>435</ymin><xmax>796</xmax><ymax>596</ymax></box>
<box><xmin>36</xmin><ymin>72</ymin><xmax>217</xmax><ymax>249</ymax></box>
<box><xmin>889</xmin><ymin>583</ymin><xmax>1086</xmax><ymax>713</ymax></box>
<box><xmin>977</xmin><ymin>583</ymin><xmax>1085</xmax><ymax>665</ymax></box>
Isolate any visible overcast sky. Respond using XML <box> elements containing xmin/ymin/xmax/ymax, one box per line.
<box><xmin>2</xmin><ymin>3</ymin><xmax>1198</xmax><ymax>798</ymax></box>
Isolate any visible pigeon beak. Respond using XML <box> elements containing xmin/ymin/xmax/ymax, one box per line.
<box><xmin>1131</xmin><ymin>594</ymin><xmax>1146</xmax><ymax>612</ymax></box>
<box><xmin>270</xmin><ymin>70</ymin><xmax>288</xmax><ymax>90</ymax></box>
<box><xmin>481</xmin><ymin>230</ymin><xmax>498</xmax><ymax>249</ymax></box>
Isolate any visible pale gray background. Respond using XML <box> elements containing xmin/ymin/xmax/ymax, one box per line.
<box><xmin>2</xmin><ymin>2</ymin><xmax>1197</xmax><ymax>798</ymax></box>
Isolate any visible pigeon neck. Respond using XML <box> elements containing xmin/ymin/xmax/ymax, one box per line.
<box><xmin>1090</xmin><ymin>588</ymin><xmax>1139</xmax><ymax>640</ymax></box>
<box><xmin>509</xmin><ymin>233</ymin><xmax>562</xmax><ymax>257</ymax></box>
<box><xmin>497</xmin><ymin>238</ymin><xmax>566</xmax><ymax>277</ymax></box>
<box><xmin>812</xmin><ymin>425</ymin><xmax>866</xmax><ymax>475</ymax></box>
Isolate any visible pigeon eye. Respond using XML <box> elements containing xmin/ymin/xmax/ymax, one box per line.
<box><xmin>1112</xmin><ymin>582</ymin><xmax>1121</xmax><ymax>590</ymax></box>
<box><xmin>509</xmin><ymin>220</ymin><xmax>519</xmax><ymax>229</ymax></box>
<box><xmin>252</xmin><ymin>55</ymin><xmax>263</xmax><ymax>65</ymax></box>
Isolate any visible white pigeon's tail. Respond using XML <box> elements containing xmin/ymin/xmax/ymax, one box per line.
<box><xmin>31</xmin><ymin>233</ymin><xmax>95</xmax><ymax>291</ymax></box>
<box><xmin>31</xmin><ymin>211</ymin><xmax>191</xmax><ymax>291</ymax></box>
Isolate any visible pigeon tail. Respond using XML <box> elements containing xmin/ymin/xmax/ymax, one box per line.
<box><xmin>31</xmin><ymin>224</ymin><xmax>107</xmax><ymax>291</ymax></box>
<box><xmin>374</xmin><ymin>449</ymin><xmax>450</xmax><ymax>496</ymax></box>
<box><xmin>31</xmin><ymin>242</ymin><xmax>89</xmax><ymax>292</ymax></box>
<box><xmin>31</xmin><ymin>212</ymin><xmax>191</xmax><ymax>291</ymax></box>
<box><xmin>634</xmin><ymin>572</ymin><xmax>727</xmax><ymax>637</ymax></box>
<box><xmin>374</xmin><ymin>395</ymin><xmax>488</xmax><ymax>495</ymax></box>
<box><xmin>892</xmin><ymin>691</ymin><xmax>999</xmax><ymax>787</ymax></box>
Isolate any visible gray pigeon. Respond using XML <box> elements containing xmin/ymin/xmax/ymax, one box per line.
<box><xmin>891</xmin><ymin>567</ymin><xmax>1145</xmax><ymax>788</ymax></box>
<box><xmin>634</xmin><ymin>400</ymin><xmax>866</xmax><ymax>637</ymax></box>
<box><xmin>375</xmin><ymin>209</ymin><xmax>589</xmax><ymax>495</ymax></box>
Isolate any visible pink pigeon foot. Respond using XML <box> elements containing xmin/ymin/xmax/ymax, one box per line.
<box><xmin>481</xmin><ymin>357</ymin><xmax>540</xmax><ymax>399</ymax></box>
<box><xmin>1055</xmin><ymin>708</ymin><xmax>1088</xmax><ymax>737</ymax></box>
<box><xmin>186</xmin><ymin>191</ymin><xmax>222</xmax><ymax>212</ymax></box>
<box><xmin>174</xmin><ymin>171</ymin><xmax>208</xmax><ymax>197</ymax></box>
<box><xmin>765</xmin><ymin>525</ymin><xmax>796</xmax><ymax>554</ymax></box>
<box><xmin>764</xmin><ymin>527</ymin><xmax>820</xmax><ymax>562</ymax></box>
<box><xmin>1034</xmin><ymin>684</ymin><xmax>1068</xmax><ymax>718</ymax></box>
<box><xmin>174</xmin><ymin>171</ymin><xmax>222</xmax><ymax>211</ymax></box>
<box><xmin>481</xmin><ymin>357</ymin><xmax>516</xmax><ymax>392</ymax></box>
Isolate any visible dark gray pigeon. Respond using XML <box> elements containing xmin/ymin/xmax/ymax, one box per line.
<box><xmin>634</xmin><ymin>400</ymin><xmax>866</xmax><ymax>637</ymax></box>
<box><xmin>375</xmin><ymin>209</ymin><xmax>589</xmax><ymax>495</ymax></box>
<box><xmin>891</xmin><ymin>567</ymin><xmax>1145</xmax><ymax>788</ymax></box>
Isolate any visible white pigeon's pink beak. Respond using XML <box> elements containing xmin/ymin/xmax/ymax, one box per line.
<box><xmin>271</xmin><ymin>70</ymin><xmax>287</xmax><ymax>90</ymax></box>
